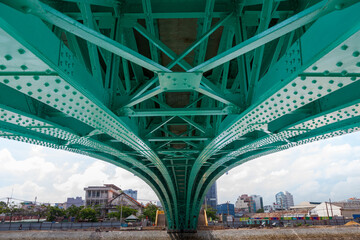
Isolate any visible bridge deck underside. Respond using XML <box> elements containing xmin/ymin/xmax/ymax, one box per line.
<box><xmin>0</xmin><ymin>0</ymin><xmax>360</xmax><ymax>231</ymax></box>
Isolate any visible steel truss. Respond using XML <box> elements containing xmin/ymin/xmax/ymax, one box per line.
<box><xmin>0</xmin><ymin>0</ymin><xmax>360</xmax><ymax>231</ymax></box>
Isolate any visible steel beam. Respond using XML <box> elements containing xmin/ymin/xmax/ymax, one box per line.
<box><xmin>188</xmin><ymin>0</ymin><xmax>350</xmax><ymax>73</ymax></box>
<box><xmin>18</xmin><ymin>2</ymin><xmax>171</xmax><ymax>73</ymax></box>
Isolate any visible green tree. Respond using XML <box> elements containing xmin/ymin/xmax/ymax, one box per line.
<box><xmin>143</xmin><ymin>203</ymin><xmax>158</xmax><ymax>222</ymax></box>
<box><xmin>66</xmin><ymin>205</ymin><xmax>84</xmax><ymax>222</ymax></box>
<box><xmin>205</xmin><ymin>207</ymin><xmax>218</xmax><ymax>220</ymax></box>
<box><xmin>46</xmin><ymin>206</ymin><xmax>66</xmax><ymax>222</ymax></box>
<box><xmin>0</xmin><ymin>201</ymin><xmax>7</xmax><ymax>214</ymax></box>
<box><xmin>107</xmin><ymin>206</ymin><xmax>137</xmax><ymax>220</ymax></box>
<box><xmin>34</xmin><ymin>204</ymin><xmax>49</xmax><ymax>222</ymax></box>
<box><xmin>256</xmin><ymin>208</ymin><xmax>264</xmax><ymax>213</ymax></box>
<box><xmin>4</xmin><ymin>202</ymin><xmax>22</xmax><ymax>223</ymax></box>
<box><xmin>79</xmin><ymin>207</ymin><xmax>97</xmax><ymax>222</ymax></box>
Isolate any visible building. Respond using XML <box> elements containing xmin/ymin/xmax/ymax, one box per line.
<box><xmin>55</xmin><ymin>202</ymin><xmax>66</xmax><ymax>209</ymax></box>
<box><xmin>310</xmin><ymin>202</ymin><xmax>341</xmax><ymax>217</ymax></box>
<box><xmin>66</xmin><ymin>197</ymin><xmax>84</xmax><ymax>209</ymax></box>
<box><xmin>123</xmin><ymin>189</ymin><xmax>137</xmax><ymax>200</ymax></box>
<box><xmin>235</xmin><ymin>194</ymin><xmax>262</xmax><ymax>213</ymax></box>
<box><xmin>20</xmin><ymin>201</ymin><xmax>36</xmax><ymax>210</ymax></box>
<box><xmin>275</xmin><ymin>191</ymin><xmax>294</xmax><ymax>210</ymax></box>
<box><xmin>290</xmin><ymin>201</ymin><xmax>320</xmax><ymax>213</ymax></box>
<box><xmin>203</xmin><ymin>182</ymin><xmax>217</xmax><ymax>210</ymax></box>
<box><xmin>311</xmin><ymin>202</ymin><xmax>360</xmax><ymax>218</ymax></box>
<box><xmin>84</xmin><ymin>184</ymin><xmax>121</xmax><ymax>207</ymax></box>
<box><xmin>235</xmin><ymin>196</ymin><xmax>249</xmax><ymax>212</ymax></box>
<box><xmin>217</xmin><ymin>202</ymin><xmax>235</xmax><ymax>216</ymax></box>
<box><xmin>263</xmin><ymin>205</ymin><xmax>273</xmax><ymax>213</ymax></box>
<box><xmin>347</xmin><ymin>198</ymin><xmax>360</xmax><ymax>204</ymax></box>
<box><xmin>84</xmin><ymin>184</ymin><xmax>143</xmax><ymax>217</ymax></box>
<box><xmin>251</xmin><ymin>195</ymin><xmax>264</xmax><ymax>212</ymax></box>
<box><xmin>109</xmin><ymin>193</ymin><xmax>143</xmax><ymax>217</ymax></box>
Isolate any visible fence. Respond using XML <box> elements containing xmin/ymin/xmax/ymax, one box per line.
<box><xmin>0</xmin><ymin>221</ymin><xmax>143</xmax><ymax>231</ymax></box>
<box><xmin>208</xmin><ymin>217</ymin><xmax>357</xmax><ymax>228</ymax></box>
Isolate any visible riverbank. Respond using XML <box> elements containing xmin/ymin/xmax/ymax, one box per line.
<box><xmin>0</xmin><ymin>226</ymin><xmax>359</xmax><ymax>239</ymax></box>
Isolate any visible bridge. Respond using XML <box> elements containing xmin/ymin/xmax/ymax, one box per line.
<box><xmin>0</xmin><ymin>0</ymin><xmax>359</xmax><ymax>232</ymax></box>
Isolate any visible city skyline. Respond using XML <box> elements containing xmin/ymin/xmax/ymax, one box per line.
<box><xmin>1</xmin><ymin>131</ymin><xmax>360</xmax><ymax>206</ymax></box>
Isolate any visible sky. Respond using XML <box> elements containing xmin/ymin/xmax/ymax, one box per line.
<box><xmin>0</xmin><ymin>132</ymin><xmax>360</xmax><ymax>206</ymax></box>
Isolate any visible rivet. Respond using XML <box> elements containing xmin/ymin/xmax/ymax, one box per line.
<box><xmin>353</xmin><ymin>51</ymin><xmax>360</xmax><ymax>57</ymax></box>
<box><xmin>336</xmin><ymin>62</ymin><xmax>343</xmax><ymax>67</ymax></box>
<box><xmin>0</xmin><ymin>65</ymin><xmax>6</xmax><ymax>70</ymax></box>
<box><xmin>312</xmin><ymin>66</ymin><xmax>318</xmax><ymax>71</ymax></box>
<box><xmin>341</xmin><ymin>70</ymin><xmax>348</xmax><ymax>76</ymax></box>
<box><xmin>44</xmin><ymin>82</ymin><xmax>50</xmax><ymax>87</ymax></box>
<box><xmin>20</xmin><ymin>65</ymin><xmax>28</xmax><ymax>71</ymax></box>
<box><xmin>3</xmin><ymin>79</ymin><xmax>9</xmax><ymax>84</ymax></box>
<box><xmin>341</xmin><ymin>45</ymin><xmax>348</xmax><ymax>50</ymax></box>
<box><xmin>18</xmin><ymin>49</ymin><xmax>25</xmax><ymax>54</ymax></box>
<box><xmin>356</xmin><ymin>62</ymin><xmax>360</xmax><ymax>67</ymax></box>
<box><xmin>33</xmin><ymin>76</ymin><xmax>39</xmax><ymax>80</ymax></box>
<box><xmin>4</xmin><ymin>55</ymin><xmax>12</xmax><ymax>61</ymax></box>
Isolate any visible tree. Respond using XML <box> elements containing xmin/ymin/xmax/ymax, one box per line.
<box><xmin>143</xmin><ymin>203</ymin><xmax>158</xmax><ymax>222</ymax></box>
<box><xmin>205</xmin><ymin>207</ymin><xmax>218</xmax><ymax>220</ymax></box>
<box><xmin>66</xmin><ymin>205</ymin><xmax>83</xmax><ymax>222</ymax></box>
<box><xmin>4</xmin><ymin>202</ymin><xmax>22</xmax><ymax>223</ymax></box>
<box><xmin>46</xmin><ymin>206</ymin><xmax>66</xmax><ymax>222</ymax></box>
<box><xmin>0</xmin><ymin>201</ymin><xmax>6</xmax><ymax>214</ymax></box>
<box><xmin>107</xmin><ymin>206</ymin><xmax>137</xmax><ymax>220</ymax></box>
<box><xmin>34</xmin><ymin>204</ymin><xmax>49</xmax><ymax>222</ymax></box>
<box><xmin>256</xmin><ymin>208</ymin><xmax>264</xmax><ymax>213</ymax></box>
<box><xmin>79</xmin><ymin>207</ymin><xmax>97</xmax><ymax>222</ymax></box>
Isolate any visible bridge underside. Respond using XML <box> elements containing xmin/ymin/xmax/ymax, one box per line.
<box><xmin>0</xmin><ymin>0</ymin><xmax>360</xmax><ymax>231</ymax></box>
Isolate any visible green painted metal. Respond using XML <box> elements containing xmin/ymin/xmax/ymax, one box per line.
<box><xmin>1</xmin><ymin>0</ymin><xmax>360</xmax><ymax>232</ymax></box>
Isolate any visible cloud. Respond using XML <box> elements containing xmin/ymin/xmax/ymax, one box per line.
<box><xmin>1</xmin><ymin>131</ymin><xmax>360</xmax><ymax>208</ymax></box>
<box><xmin>217</xmin><ymin>133</ymin><xmax>360</xmax><ymax>206</ymax></box>
<box><xmin>0</xmin><ymin>139</ymin><xmax>158</xmax><ymax>204</ymax></box>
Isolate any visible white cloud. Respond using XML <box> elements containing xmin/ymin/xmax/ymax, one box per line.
<box><xmin>0</xmin><ymin>132</ymin><xmax>360</xmax><ymax>207</ymax></box>
<box><xmin>0</xmin><ymin>140</ymin><xmax>158</xmax><ymax>204</ymax></box>
<box><xmin>217</xmin><ymin>134</ymin><xmax>360</xmax><ymax>205</ymax></box>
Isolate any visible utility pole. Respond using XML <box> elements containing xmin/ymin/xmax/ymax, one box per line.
<box><xmin>325</xmin><ymin>201</ymin><xmax>330</xmax><ymax>225</ymax></box>
<box><xmin>329</xmin><ymin>198</ymin><xmax>337</xmax><ymax>225</ymax></box>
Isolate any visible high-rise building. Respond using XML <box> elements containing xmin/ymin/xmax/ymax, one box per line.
<box><xmin>275</xmin><ymin>191</ymin><xmax>294</xmax><ymax>210</ymax></box>
<box><xmin>203</xmin><ymin>182</ymin><xmax>217</xmax><ymax>210</ymax></box>
<box><xmin>123</xmin><ymin>189</ymin><xmax>138</xmax><ymax>200</ymax></box>
<box><xmin>251</xmin><ymin>195</ymin><xmax>264</xmax><ymax>211</ymax></box>
<box><xmin>235</xmin><ymin>194</ymin><xmax>263</xmax><ymax>213</ymax></box>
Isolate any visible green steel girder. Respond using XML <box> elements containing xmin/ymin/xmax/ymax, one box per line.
<box><xmin>1</xmin><ymin>0</ymin><xmax>360</xmax><ymax>232</ymax></box>
<box><xmin>0</xmin><ymin>102</ymin><xmax>175</xmax><ymax>225</ymax></box>
<box><xmin>186</xmin><ymin>2</ymin><xmax>360</xmax><ymax>227</ymax></box>
<box><xmin>0</xmin><ymin>3</ymin><xmax>180</xmax><ymax>228</ymax></box>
